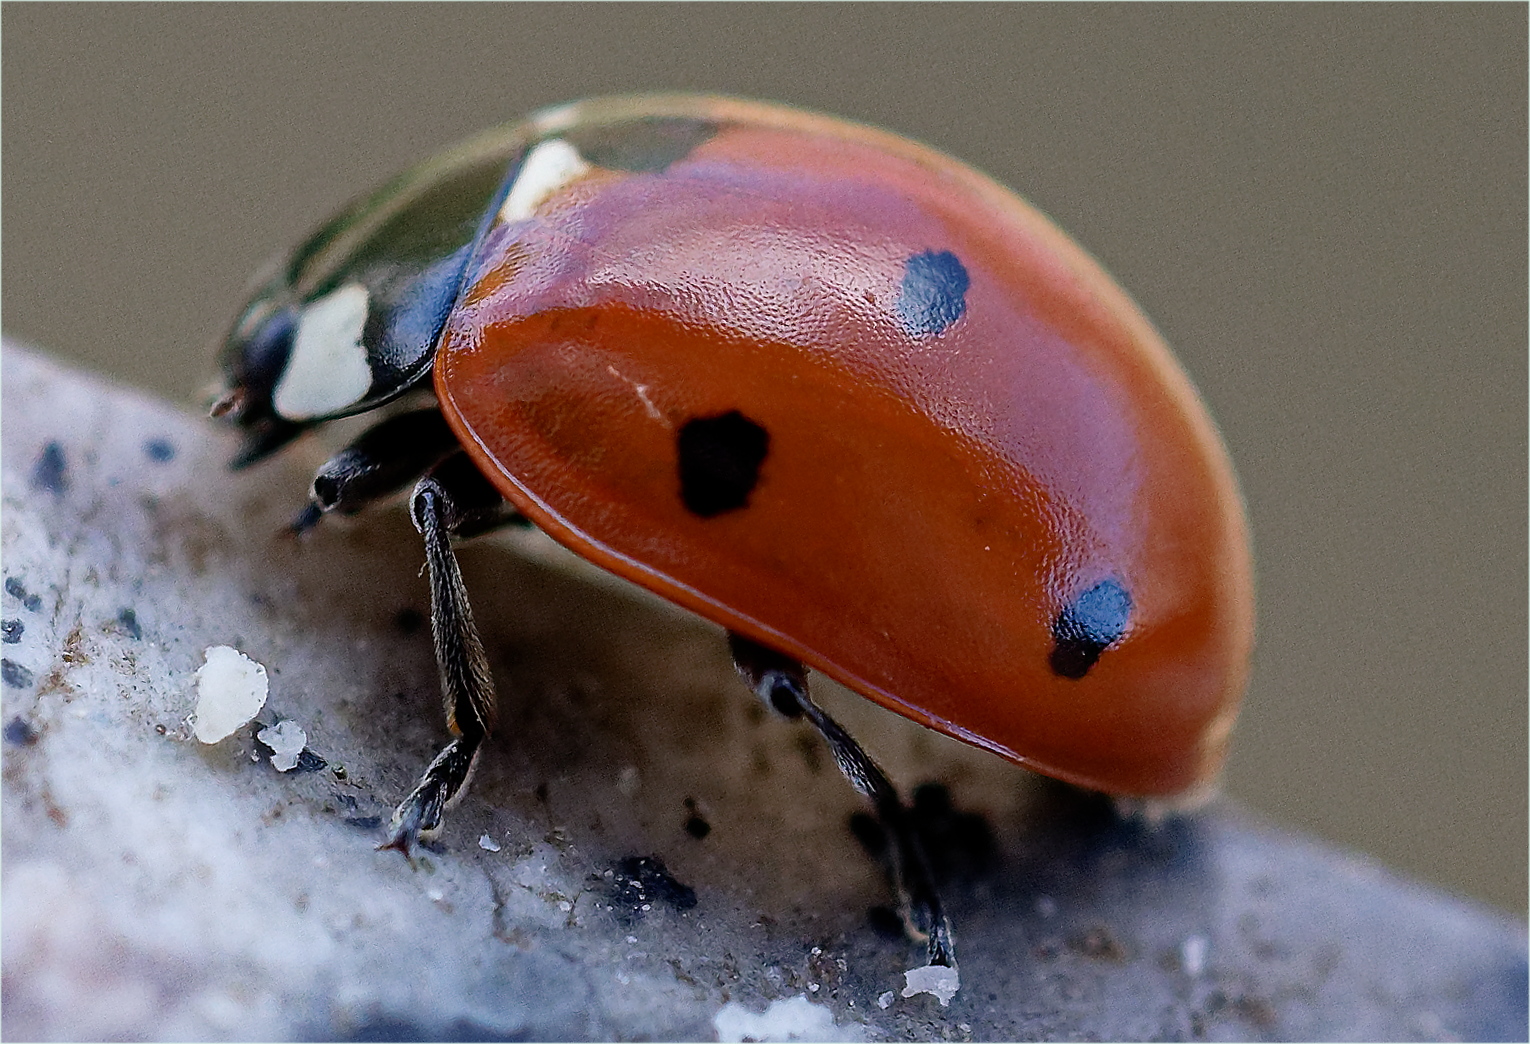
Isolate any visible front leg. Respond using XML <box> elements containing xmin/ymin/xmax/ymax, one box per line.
<box><xmin>380</xmin><ymin>453</ymin><xmax>504</xmax><ymax>855</ymax></box>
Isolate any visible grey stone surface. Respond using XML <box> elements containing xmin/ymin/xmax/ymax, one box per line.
<box><xmin>3</xmin><ymin>343</ymin><xmax>1524</xmax><ymax>1042</ymax></box>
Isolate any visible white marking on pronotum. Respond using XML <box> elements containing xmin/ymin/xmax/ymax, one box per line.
<box><xmin>499</xmin><ymin>138</ymin><xmax>592</xmax><ymax>223</ymax></box>
<box><xmin>273</xmin><ymin>282</ymin><xmax>373</xmax><ymax>420</ymax></box>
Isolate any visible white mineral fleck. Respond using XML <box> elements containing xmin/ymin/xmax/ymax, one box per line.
<box><xmin>478</xmin><ymin>834</ymin><xmax>501</xmax><ymax>852</ymax></box>
<box><xmin>713</xmin><ymin>995</ymin><xmax>863</xmax><ymax>1042</ymax></box>
<box><xmin>256</xmin><ymin>720</ymin><xmax>306</xmax><ymax>771</ymax></box>
<box><xmin>877</xmin><ymin>991</ymin><xmax>894</xmax><ymax>1010</ymax></box>
<box><xmin>901</xmin><ymin>962</ymin><xmax>960</xmax><ymax>1006</ymax></box>
<box><xmin>192</xmin><ymin>646</ymin><xmax>269</xmax><ymax>743</ymax></box>
<box><xmin>1181</xmin><ymin>934</ymin><xmax>1209</xmax><ymax>977</ymax></box>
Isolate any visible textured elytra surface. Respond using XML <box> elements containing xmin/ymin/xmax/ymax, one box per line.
<box><xmin>433</xmin><ymin>97</ymin><xmax>1252</xmax><ymax>798</ymax></box>
<box><xmin>2</xmin><ymin>344</ymin><xmax>1524</xmax><ymax>1042</ymax></box>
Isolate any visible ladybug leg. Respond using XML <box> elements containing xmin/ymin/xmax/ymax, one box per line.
<box><xmin>288</xmin><ymin>408</ymin><xmax>482</xmax><ymax>534</ymax></box>
<box><xmin>728</xmin><ymin>633</ymin><xmax>956</xmax><ymax>968</ymax></box>
<box><xmin>380</xmin><ymin>452</ymin><xmax>505</xmax><ymax>855</ymax></box>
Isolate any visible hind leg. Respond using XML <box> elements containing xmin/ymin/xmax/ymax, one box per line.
<box><xmin>729</xmin><ymin>633</ymin><xmax>955</xmax><ymax>968</ymax></box>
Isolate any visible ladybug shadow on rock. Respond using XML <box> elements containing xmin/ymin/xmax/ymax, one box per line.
<box><xmin>452</xmin><ymin>536</ymin><xmax>969</xmax><ymax>940</ymax></box>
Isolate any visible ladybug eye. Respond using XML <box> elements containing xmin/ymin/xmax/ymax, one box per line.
<box><xmin>1049</xmin><ymin>578</ymin><xmax>1133</xmax><ymax>679</ymax></box>
<box><xmin>896</xmin><ymin>249</ymin><xmax>969</xmax><ymax>338</ymax></box>
<box><xmin>676</xmin><ymin>410</ymin><xmax>770</xmax><ymax>518</ymax></box>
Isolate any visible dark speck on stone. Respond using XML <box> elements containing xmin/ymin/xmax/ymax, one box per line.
<box><xmin>30</xmin><ymin>441</ymin><xmax>68</xmax><ymax>495</ymax></box>
<box><xmin>143</xmin><ymin>437</ymin><xmax>176</xmax><ymax>462</ymax></box>
<box><xmin>295</xmin><ymin>749</ymin><xmax>328</xmax><ymax>773</ymax></box>
<box><xmin>684</xmin><ymin>815</ymin><xmax>711</xmax><ymax>840</ymax></box>
<box><xmin>607</xmin><ymin>855</ymin><xmax>697</xmax><ymax>925</ymax></box>
<box><xmin>896</xmin><ymin>249</ymin><xmax>969</xmax><ymax>337</ymax></box>
<box><xmin>117</xmin><ymin>608</ymin><xmax>142</xmax><ymax>640</ymax></box>
<box><xmin>5</xmin><ymin>578</ymin><xmax>42</xmax><ymax>613</ymax></box>
<box><xmin>344</xmin><ymin>815</ymin><xmax>384</xmax><ymax>831</ymax></box>
<box><xmin>3</xmin><ymin>659</ymin><xmax>35</xmax><ymax>689</ymax></box>
<box><xmin>2</xmin><ymin>619</ymin><xmax>22</xmax><ymax>643</ymax></box>
<box><xmin>4</xmin><ymin>716</ymin><xmax>39</xmax><ymax>746</ymax></box>
<box><xmin>394</xmin><ymin>608</ymin><xmax>425</xmax><ymax>634</ymax></box>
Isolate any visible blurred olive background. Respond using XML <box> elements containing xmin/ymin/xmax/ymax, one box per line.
<box><xmin>4</xmin><ymin>4</ymin><xmax>1524</xmax><ymax>915</ymax></box>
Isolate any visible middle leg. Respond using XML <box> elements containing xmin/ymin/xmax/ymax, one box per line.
<box><xmin>380</xmin><ymin>453</ymin><xmax>509</xmax><ymax>854</ymax></box>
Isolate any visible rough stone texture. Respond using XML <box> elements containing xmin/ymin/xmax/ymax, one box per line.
<box><xmin>2</xmin><ymin>343</ymin><xmax>1525</xmax><ymax>1042</ymax></box>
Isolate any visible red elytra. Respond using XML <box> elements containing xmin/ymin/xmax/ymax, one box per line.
<box><xmin>433</xmin><ymin>96</ymin><xmax>1253</xmax><ymax>798</ymax></box>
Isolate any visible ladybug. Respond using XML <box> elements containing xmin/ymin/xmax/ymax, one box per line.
<box><xmin>212</xmin><ymin>94</ymin><xmax>1254</xmax><ymax>969</ymax></box>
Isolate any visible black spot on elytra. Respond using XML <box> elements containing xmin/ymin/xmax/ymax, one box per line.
<box><xmin>2</xmin><ymin>619</ymin><xmax>22</xmax><ymax>644</ymax></box>
<box><xmin>677</xmin><ymin>411</ymin><xmax>769</xmax><ymax>517</ymax></box>
<box><xmin>31</xmin><ymin>442</ymin><xmax>67</xmax><ymax>495</ymax></box>
<box><xmin>2</xmin><ymin>659</ymin><xmax>35</xmax><ymax>689</ymax></box>
<box><xmin>896</xmin><ymin>249</ymin><xmax>969</xmax><ymax>337</ymax></box>
<box><xmin>1050</xmin><ymin>577</ymin><xmax>1133</xmax><ymax>679</ymax></box>
<box><xmin>563</xmin><ymin>116</ymin><xmax>719</xmax><ymax>173</ymax></box>
<box><xmin>606</xmin><ymin>855</ymin><xmax>697</xmax><ymax>925</ymax></box>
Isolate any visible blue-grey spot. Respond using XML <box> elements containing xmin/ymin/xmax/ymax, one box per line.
<box><xmin>5</xmin><ymin>579</ymin><xmax>41</xmax><ymax>613</ymax></box>
<box><xmin>31</xmin><ymin>442</ymin><xmax>67</xmax><ymax>495</ymax></box>
<box><xmin>143</xmin><ymin>438</ymin><xmax>176</xmax><ymax>463</ymax></box>
<box><xmin>896</xmin><ymin>250</ymin><xmax>969</xmax><ymax>337</ymax></box>
<box><xmin>2</xmin><ymin>619</ymin><xmax>22</xmax><ymax>644</ymax></box>
<box><xmin>4</xmin><ymin>716</ymin><xmax>38</xmax><ymax>746</ymax></box>
<box><xmin>2</xmin><ymin>659</ymin><xmax>35</xmax><ymax>689</ymax></box>
<box><xmin>1050</xmin><ymin>578</ymin><xmax>1133</xmax><ymax>679</ymax></box>
<box><xmin>117</xmin><ymin>608</ymin><xmax>142</xmax><ymax>640</ymax></box>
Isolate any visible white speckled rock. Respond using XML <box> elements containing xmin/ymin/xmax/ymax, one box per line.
<box><xmin>3</xmin><ymin>343</ymin><xmax>1525</xmax><ymax>1041</ymax></box>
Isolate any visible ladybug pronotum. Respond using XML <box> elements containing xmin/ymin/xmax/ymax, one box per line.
<box><xmin>212</xmin><ymin>95</ymin><xmax>1254</xmax><ymax>969</ymax></box>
